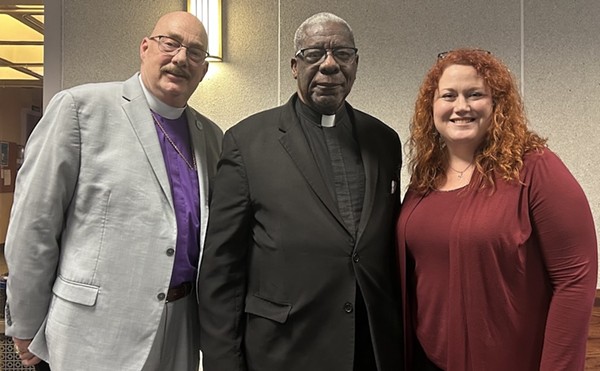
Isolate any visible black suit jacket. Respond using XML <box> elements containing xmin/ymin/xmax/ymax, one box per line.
<box><xmin>198</xmin><ymin>94</ymin><xmax>403</xmax><ymax>371</ymax></box>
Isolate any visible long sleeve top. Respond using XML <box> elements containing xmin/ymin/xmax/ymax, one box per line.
<box><xmin>396</xmin><ymin>149</ymin><xmax>597</xmax><ymax>370</ymax></box>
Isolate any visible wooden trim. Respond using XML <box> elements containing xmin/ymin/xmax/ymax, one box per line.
<box><xmin>595</xmin><ymin>289</ymin><xmax>600</xmax><ymax>307</ymax></box>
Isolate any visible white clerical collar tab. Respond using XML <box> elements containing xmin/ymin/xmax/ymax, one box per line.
<box><xmin>138</xmin><ymin>73</ymin><xmax>186</xmax><ymax>119</ymax></box>
<box><xmin>321</xmin><ymin>114</ymin><xmax>336</xmax><ymax>128</ymax></box>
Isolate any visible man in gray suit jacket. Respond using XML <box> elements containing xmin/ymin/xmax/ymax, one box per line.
<box><xmin>4</xmin><ymin>11</ymin><xmax>222</xmax><ymax>371</ymax></box>
<box><xmin>198</xmin><ymin>12</ymin><xmax>403</xmax><ymax>371</ymax></box>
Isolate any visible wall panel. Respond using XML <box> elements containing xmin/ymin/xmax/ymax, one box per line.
<box><xmin>524</xmin><ymin>1</ymin><xmax>600</xmax><ymax>287</ymax></box>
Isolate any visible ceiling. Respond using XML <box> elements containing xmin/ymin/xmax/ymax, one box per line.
<box><xmin>0</xmin><ymin>1</ymin><xmax>44</xmax><ymax>88</ymax></box>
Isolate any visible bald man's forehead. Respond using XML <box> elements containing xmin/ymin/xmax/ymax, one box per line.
<box><xmin>151</xmin><ymin>14</ymin><xmax>208</xmax><ymax>48</ymax></box>
<box><xmin>166</xmin><ymin>32</ymin><xmax>207</xmax><ymax>50</ymax></box>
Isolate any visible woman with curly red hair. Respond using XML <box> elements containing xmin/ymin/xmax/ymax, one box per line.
<box><xmin>396</xmin><ymin>48</ymin><xmax>597</xmax><ymax>370</ymax></box>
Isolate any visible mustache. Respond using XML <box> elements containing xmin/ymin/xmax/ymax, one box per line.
<box><xmin>161</xmin><ymin>65</ymin><xmax>190</xmax><ymax>79</ymax></box>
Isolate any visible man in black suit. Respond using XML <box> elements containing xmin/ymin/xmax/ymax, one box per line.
<box><xmin>198</xmin><ymin>12</ymin><xmax>403</xmax><ymax>371</ymax></box>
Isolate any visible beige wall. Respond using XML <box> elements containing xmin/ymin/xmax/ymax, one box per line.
<box><xmin>43</xmin><ymin>0</ymin><xmax>600</xmax><ymax>285</ymax></box>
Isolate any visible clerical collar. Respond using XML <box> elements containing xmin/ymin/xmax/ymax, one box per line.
<box><xmin>296</xmin><ymin>98</ymin><xmax>344</xmax><ymax>128</ymax></box>
<box><xmin>138</xmin><ymin>73</ymin><xmax>186</xmax><ymax>119</ymax></box>
<box><xmin>321</xmin><ymin>114</ymin><xmax>335</xmax><ymax>127</ymax></box>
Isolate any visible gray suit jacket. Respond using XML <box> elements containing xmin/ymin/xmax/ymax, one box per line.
<box><xmin>4</xmin><ymin>74</ymin><xmax>222</xmax><ymax>370</ymax></box>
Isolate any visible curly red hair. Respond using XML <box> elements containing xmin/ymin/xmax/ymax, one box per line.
<box><xmin>407</xmin><ymin>48</ymin><xmax>547</xmax><ymax>194</ymax></box>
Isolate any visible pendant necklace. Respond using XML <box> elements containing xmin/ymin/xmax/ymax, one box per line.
<box><xmin>152</xmin><ymin>116</ymin><xmax>197</xmax><ymax>171</ymax></box>
<box><xmin>449</xmin><ymin>162</ymin><xmax>473</xmax><ymax>179</ymax></box>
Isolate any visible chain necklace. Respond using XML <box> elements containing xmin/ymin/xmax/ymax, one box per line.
<box><xmin>152</xmin><ymin>116</ymin><xmax>197</xmax><ymax>171</ymax></box>
<box><xmin>449</xmin><ymin>162</ymin><xmax>473</xmax><ymax>179</ymax></box>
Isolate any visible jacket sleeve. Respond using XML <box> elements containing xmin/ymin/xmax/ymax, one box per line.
<box><xmin>198</xmin><ymin>129</ymin><xmax>251</xmax><ymax>371</ymax></box>
<box><xmin>5</xmin><ymin>90</ymin><xmax>81</xmax><ymax>339</ymax></box>
<box><xmin>529</xmin><ymin>150</ymin><xmax>598</xmax><ymax>370</ymax></box>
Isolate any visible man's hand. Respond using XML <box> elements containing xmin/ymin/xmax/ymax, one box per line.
<box><xmin>13</xmin><ymin>337</ymin><xmax>42</xmax><ymax>367</ymax></box>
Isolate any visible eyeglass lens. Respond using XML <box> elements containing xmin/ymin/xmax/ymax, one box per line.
<box><xmin>299</xmin><ymin>48</ymin><xmax>357</xmax><ymax>64</ymax></box>
<box><xmin>154</xmin><ymin>36</ymin><xmax>208</xmax><ymax>62</ymax></box>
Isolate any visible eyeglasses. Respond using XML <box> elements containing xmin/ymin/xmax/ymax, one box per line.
<box><xmin>295</xmin><ymin>47</ymin><xmax>358</xmax><ymax>65</ymax></box>
<box><xmin>149</xmin><ymin>35</ymin><xmax>209</xmax><ymax>63</ymax></box>
<box><xmin>437</xmin><ymin>49</ymin><xmax>492</xmax><ymax>59</ymax></box>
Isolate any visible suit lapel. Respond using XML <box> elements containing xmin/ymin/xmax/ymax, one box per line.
<box><xmin>121</xmin><ymin>75</ymin><xmax>173</xmax><ymax>209</ymax></box>
<box><xmin>186</xmin><ymin>109</ymin><xmax>211</xmax><ymax>252</ymax></box>
<box><xmin>186</xmin><ymin>109</ymin><xmax>209</xmax><ymax>204</ymax></box>
<box><xmin>277</xmin><ymin>98</ymin><xmax>347</xmax><ymax>230</ymax></box>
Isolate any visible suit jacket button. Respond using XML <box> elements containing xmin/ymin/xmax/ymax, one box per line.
<box><xmin>344</xmin><ymin>302</ymin><xmax>353</xmax><ymax>313</ymax></box>
<box><xmin>352</xmin><ymin>253</ymin><xmax>360</xmax><ymax>263</ymax></box>
<box><xmin>166</xmin><ymin>248</ymin><xmax>175</xmax><ymax>256</ymax></box>
<box><xmin>157</xmin><ymin>293</ymin><xmax>166</xmax><ymax>301</ymax></box>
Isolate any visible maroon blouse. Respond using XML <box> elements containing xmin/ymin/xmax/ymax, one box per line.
<box><xmin>396</xmin><ymin>149</ymin><xmax>597</xmax><ymax>371</ymax></box>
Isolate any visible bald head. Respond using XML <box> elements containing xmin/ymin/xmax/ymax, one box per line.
<box><xmin>140</xmin><ymin>11</ymin><xmax>210</xmax><ymax>107</ymax></box>
<box><xmin>151</xmin><ymin>11</ymin><xmax>208</xmax><ymax>50</ymax></box>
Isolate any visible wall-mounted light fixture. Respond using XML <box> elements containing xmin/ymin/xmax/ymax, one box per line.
<box><xmin>187</xmin><ymin>0</ymin><xmax>222</xmax><ymax>61</ymax></box>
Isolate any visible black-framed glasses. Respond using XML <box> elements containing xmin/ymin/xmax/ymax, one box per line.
<box><xmin>149</xmin><ymin>35</ymin><xmax>209</xmax><ymax>63</ymax></box>
<box><xmin>295</xmin><ymin>47</ymin><xmax>358</xmax><ymax>65</ymax></box>
<box><xmin>437</xmin><ymin>49</ymin><xmax>492</xmax><ymax>60</ymax></box>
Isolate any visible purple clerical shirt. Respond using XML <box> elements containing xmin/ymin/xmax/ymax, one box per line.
<box><xmin>152</xmin><ymin>111</ymin><xmax>200</xmax><ymax>288</ymax></box>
